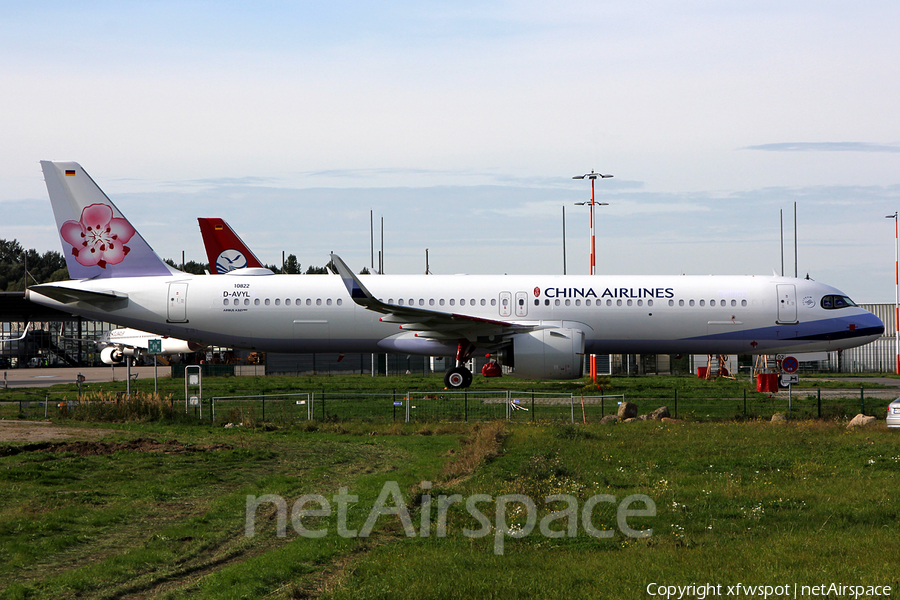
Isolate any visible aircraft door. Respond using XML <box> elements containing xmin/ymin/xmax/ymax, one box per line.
<box><xmin>499</xmin><ymin>292</ymin><xmax>512</xmax><ymax>317</ymax></box>
<box><xmin>515</xmin><ymin>291</ymin><xmax>528</xmax><ymax>317</ymax></box>
<box><xmin>776</xmin><ymin>284</ymin><xmax>797</xmax><ymax>324</ymax></box>
<box><xmin>167</xmin><ymin>283</ymin><xmax>188</xmax><ymax>323</ymax></box>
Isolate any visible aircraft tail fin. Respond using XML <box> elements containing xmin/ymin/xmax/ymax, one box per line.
<box><xmin>40</xmin><ymin>161</ymin><xmax>178</xmax><ymax>279</ymax></box>
<box><xmin>198</xmin><ymin>218</ymin><xmax>265</xmax><ymax>273</ymax></box>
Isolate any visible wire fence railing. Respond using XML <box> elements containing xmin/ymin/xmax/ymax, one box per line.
<box><xmin>2</xmin><ymin>387</ymin><xmax>894</xmax><ymax>424</ymax></box>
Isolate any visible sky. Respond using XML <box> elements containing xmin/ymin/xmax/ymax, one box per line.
<box><xmin>2</xmin><ymin>1</ymin><xmax>900</xmax><ymax>301</ymax></box>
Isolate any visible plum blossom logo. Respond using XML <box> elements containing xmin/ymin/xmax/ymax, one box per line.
<box><xmin>60</xmin><ymin>204</ymin><xmax>136</xmax><ymax>268</ymax></box>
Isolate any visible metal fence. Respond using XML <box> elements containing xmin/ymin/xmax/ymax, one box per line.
<box><xmin>3</xmin><ymin>387</ymin><xmax>894</xmax><ymax>424</ymax></box>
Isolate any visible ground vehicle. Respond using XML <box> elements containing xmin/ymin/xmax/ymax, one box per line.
<box><xmin>887</xmin><ymin>398</ymin><xmax>900</xmax><ymax>428</ymax></box>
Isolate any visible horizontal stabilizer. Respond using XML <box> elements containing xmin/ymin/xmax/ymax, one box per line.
<box><xmin>27</xmin><ymin>284</ymin><xmax>128</xmax><ymax>306</ymax></box>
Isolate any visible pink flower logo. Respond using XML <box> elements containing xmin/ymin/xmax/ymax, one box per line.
<box><xmin>60</xmin><ymin>203</ymin><xmax>136</xmax><ymax>268</ymax></box>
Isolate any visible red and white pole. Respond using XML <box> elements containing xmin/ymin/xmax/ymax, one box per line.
<box><xmin>894</xmin><ymin>213</ymin><xmax>898</xmax><ymax>374</ymax></box>
<box><xmin>888</xmin><ymin>212</ymin><xmax>898</xmax><ymax>374</ymax></box>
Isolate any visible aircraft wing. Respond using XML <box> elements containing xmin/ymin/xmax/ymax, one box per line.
<box><xmin>331</xmin><ymin>253</ymin><xmax>537</xmax><ymax>340</ymax></box>
<box><xmin>27</xmin><ymin>284</ymin><xmax>128</xmax><ymax>306</ymax></box>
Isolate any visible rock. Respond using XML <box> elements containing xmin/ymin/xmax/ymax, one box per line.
<box><xmin>847</xmin><ymin>414</ymin><xmax>877</xmax><ymax>429</ymax></box>
<box><xmin>771</xmin><ymin>413</ymin><xmax>787</xmax><ymax>423</ymax></box>
<box><xmin>617</xmin><ymin>401</ymin><xmax>638</xmax><ymax>419</ymax></box>
<box><xmin>624</xmin><ymin>417</ymin><xmax>638</xmax><ymax>423</ymax></box>
<box><xmin>661</xmin><ymin>417</ymin><xmax>682</xmax><ymax>423</ymax></box>
<box><xmin>649</xmin><ymin>406</ymin><xmax>670</xmax><ymax>420</ymax></box>
<box><xmin>600</xmin><ymin>415</ymin><xmax>619</xmax><ymax>425</ymax></box>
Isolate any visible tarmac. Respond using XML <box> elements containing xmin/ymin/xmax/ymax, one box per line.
<box><xmin>1</xmin><ymin>366</ymin><xmax>166</xmax><ymax>389</ymax></box>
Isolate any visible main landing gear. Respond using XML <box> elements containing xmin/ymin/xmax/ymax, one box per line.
<box><xmin>443</xmin><ymin>339</ymin><xmax>476</xmax><ymax>389</ymax></box>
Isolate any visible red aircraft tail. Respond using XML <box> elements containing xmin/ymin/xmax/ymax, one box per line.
<box><xmin>197</xmin><ymin>218</ymin><xmax>265</xmax><ymax>273</ymax></box>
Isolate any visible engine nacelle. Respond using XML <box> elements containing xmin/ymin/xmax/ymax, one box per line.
<box><xmin>158</xmin><ymin>339</ymin><xmax>201</xmax><ymax>354</ymax></box>
<box><xmin>100</xmin><ymin>346</ymin><xmax>125</xmax><ymax>365</ymax></box>
<box><xmin>502</xmin><ymin>328</ymin><xmax>585</xmax><ymax>380</ymax></box>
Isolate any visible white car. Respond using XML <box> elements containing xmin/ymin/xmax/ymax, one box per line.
<box><xmin>887</xmin><ymin>398</ymin><xmax>900</xmax><ymax>429</ymax></box>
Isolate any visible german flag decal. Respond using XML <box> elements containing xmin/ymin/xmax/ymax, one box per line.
<box><xmin>65</xmin><ymin>170</ymin><xmax>76</xmax><ymax>176</ymax></box>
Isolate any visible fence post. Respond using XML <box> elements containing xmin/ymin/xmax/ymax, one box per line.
<box><xmin>860</xmin><ymin>387</ymin><xmax>865</xmax><ymax>416</ymax></box>
<box><xmin>817</xmin><ymin>389</ymin><xmax>821</xmax><ymax>419</ymax></box>
<box><xmin>531</xmin><ymin>389</ymin><xmax>535</xmax><ymax>422</ymax></box>
<box><xmin>321</xmin><ymin>388</ymin><xmax>326</xmax><ymax>421</ymax></box>
<box><xmin>464</xmin><ymin>390</ymin><xmax>468</xmax><ymax>423</ymax></box>
<box><xmin>262</xmin><ymin>395</ymin><xmax>266</xmax><ymax>423</ymax></box>
<box><xmin>674</xmin><ymin>389</ymin><xmax>678</xmax><ymax>419</ymax></box>
<box><xmin>45</xmin><ymin>393</ymin><xmax>49</xmax><ymax>419</ymax></box>
<box><xmin>743</xmin><ymin>389</ymin><xmax>746</xmax><ymax>417</ymax></box>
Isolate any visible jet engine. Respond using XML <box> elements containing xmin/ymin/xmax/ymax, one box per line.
<box><xmin>498</xmin><ymin>328</ymin><xmax>585</xmax><ymax>380</ymax></box>
<box><xmin>100</xmin><ymin>346</ymin><xmax>126</xmax><ymax>365</ymax></box>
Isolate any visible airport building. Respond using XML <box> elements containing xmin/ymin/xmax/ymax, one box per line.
<box><xmin>2</xmin><ymin>291</ymin><xmax>897</xmax><ymax>376</ymax></box>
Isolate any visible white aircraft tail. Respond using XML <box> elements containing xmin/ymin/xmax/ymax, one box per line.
<box><xmin>40</xmin><ymin>161</ymin><xmax>177</xmax><ymax>279</ymax></box>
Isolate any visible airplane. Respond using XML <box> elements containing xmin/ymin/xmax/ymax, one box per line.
<box><xmin>27</xmin><ymin>161</ymin><xmax>884</xmax><ymax>389</ymax></box>
<box><xmin>96</xmin><ymin>327</ymin><xmax>202</xmax><ymax>365</ymax></box>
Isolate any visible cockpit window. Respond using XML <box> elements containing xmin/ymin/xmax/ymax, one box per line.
<box><xmin>821</xmin><ymin>295</ymin><xmax>857</xmax><ymax>309</ymax></box>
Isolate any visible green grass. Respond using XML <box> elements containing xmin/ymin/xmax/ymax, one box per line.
<box><xmin>1</xmin><ymin>417</ymin><xmax>899</xmax><ymax>599</ymax></box>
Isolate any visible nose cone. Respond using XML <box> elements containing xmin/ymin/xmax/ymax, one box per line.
<box><xmin>850</xmin><ymin>310</ymin><xmax>885</xmax><ymax>346</ymax></box>
<box><xmin>865</xmin><ymin>311</ymin><xmax>886</xmax><ymax>336</ymax></box>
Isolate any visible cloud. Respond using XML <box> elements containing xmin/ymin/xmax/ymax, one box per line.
<box><xmin>744</xmin><ymin>142</ymin><xmax>900</xmax><ymax>153</ymax></box>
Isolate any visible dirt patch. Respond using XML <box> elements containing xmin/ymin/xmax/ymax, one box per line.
<box><xmin>0</xmin><ymin>420</ymin><xmax>121</xmax><ymax>443</ymax></box>
<box><xmin>0</xmin><ymin>437</ymin><xmax>233</xmax><ymax>457</ymax></box>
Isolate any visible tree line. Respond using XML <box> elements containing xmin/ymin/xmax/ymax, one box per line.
<box><xmin>0</xmin><ymin>240</ymin><xmax>367</xmax><ymax>291</ymax></box>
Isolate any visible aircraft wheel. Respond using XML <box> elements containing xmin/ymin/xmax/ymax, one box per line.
<box><xmin>444</xmin><ymin>366</ymin><xmax>472</xmax><ymax>389</ymax></box>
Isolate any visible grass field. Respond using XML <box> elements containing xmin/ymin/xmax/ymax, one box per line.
<box><xmin>1</xmin><ymin>375</ymin><xmax>899</xmax><ymax>599</ymax></box>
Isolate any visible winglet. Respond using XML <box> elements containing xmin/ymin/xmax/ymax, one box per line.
<box><xmin>0</xmin><ymin>322</ymin><xmax>30</xmax><ymax>344</ymax></box>
<box><xmin>40</xmin><ymin>161</ymin><xmax>178</xmax><ymax>279</ymax></box>
<box><xmin>330</xmin><ymin>253</ymin><xmax>375</xmax><ymax>304</ymax></box>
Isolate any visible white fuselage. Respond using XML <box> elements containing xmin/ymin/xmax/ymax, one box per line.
<box><xmin>27</xmin><ymin>271</ymin><xmax>884</xmax><ymax>358</ymax></box>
